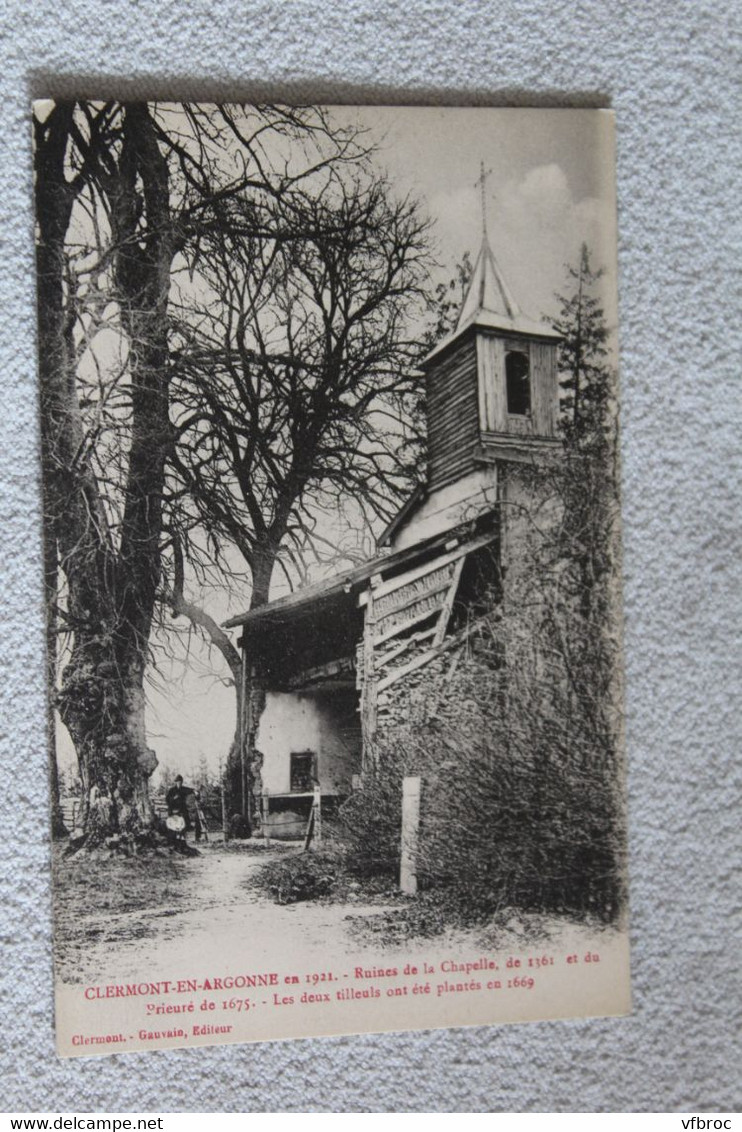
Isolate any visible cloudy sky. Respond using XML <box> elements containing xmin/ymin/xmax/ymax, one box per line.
<box><xmin>56</xmin><ymin>108</ymin><xmax>619</xmax><ymax>785</ymax></box>
<box><xmin>332</xmin><ymin>106</ymin><xmax>618</xmax><ymax>328</ymax></box>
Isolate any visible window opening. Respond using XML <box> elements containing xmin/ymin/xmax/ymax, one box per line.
<box><xmin>290</xmin><ymin>750</ymin><xmax>316</xmax><ymax>792</ymax></box>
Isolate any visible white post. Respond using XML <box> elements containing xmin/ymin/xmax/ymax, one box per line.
<box><xmin>400</xmin><ymin>775</ymin><xmax>421</xmax><ymax>895</ymax></box>
<box><xmin>313</xmin><ymin>784</ymin><xmax>322</xmax><ymax>844</ymax></box>
<box><xmin>262</xmin><ymin>793</ymin><xmax>271</xmax><ymax>847</ymax></box>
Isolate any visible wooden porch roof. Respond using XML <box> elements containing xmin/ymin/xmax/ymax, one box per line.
<box><xmin>222</xmin><ymin>520</ymin><xmax>492</xmax><ymax>632</ymax></box>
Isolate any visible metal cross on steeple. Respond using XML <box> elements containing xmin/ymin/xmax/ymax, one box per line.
<box><xmin>475</xmin><ymin>160</ymin><xmax>494</xmax><ymax>240</ymax></box>
<box><xmin>452</xmin><ymin>160</ymin><xmax>523</xmax><ymax>331</ymax></box>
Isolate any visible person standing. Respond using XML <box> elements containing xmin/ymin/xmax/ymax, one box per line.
<box><xmin>166</xmin><ymin>775</ymin><xmax>202</xmax><ymax>840</ymax></box>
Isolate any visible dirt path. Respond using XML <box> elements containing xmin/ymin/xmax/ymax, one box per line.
<box><xmin>52</xmin><ymin>841</ymin><xmax>630</xmax><ymax>1056</ymax></box>
<box><xmin>55</xmin><ymin>842</ymin><xmax>411</xmax><ymax>986</ymax></box>
<box><xmin>54</xmin><ymin>840</ymin><xmax>624</xmax><ymax>1001</ymax></box>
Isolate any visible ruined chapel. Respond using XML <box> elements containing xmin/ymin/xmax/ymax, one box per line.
<box><xmin>224</xmin><ymin>229</ymin><xmax>562</xmax><ymax>837</ymax></box>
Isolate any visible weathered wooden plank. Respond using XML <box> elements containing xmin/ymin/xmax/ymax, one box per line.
<box><xmin>360</xmin><ymin>558</ymin><xmax>450</xmax><ymax>612</ymax></box>
<box><xmin>477</xmin><ymin>334</ymin><xmax>494</xmax><ymax>431</ymax></box>
<box><xmin>429</xmin><ymin>404</ymin><xmax>477</xmax><ymax>429</ymax></box>
<box><xmin>429</xmin><ymin>389</ymin><xmax>474</xmax><ymax>417</ymax></box>
<box><xmin>429</xmin><ymin>454</ymin><xmax>474</xmax><ymax>489</ymax></box>
<box><xmin>429</xmin><ymin>367</ymin><xmax>479</xmax><ymax>399</ymax></box>
<box><xmin>359</xmin><ymin>528</ymin><xmax>496</xmax><ymax>609</ymax></box>
<box><xmin>433</xmin><ymin>431</ymin><xmax>476</xmax><ymax>454</ymax></box>
<box><xmin>427</xmin><ymin>338</ymin><xmax>477</xmax><ymax>381</ymax></box>
<box><xmin>288</xmin><ymin>655</ymin><xmax>354</xmax><ymax>689</ymax></box>
<box><xmin>375</xmin><ymin>582</ymin><xmax>451</xmax><ymax>637</ymax></box>
<box><xmin>427</xmin><ymin>338</ymin><xmax>479</xmax><ymax>491</ymax></box>
<box><xmin>530</xmin><ymin>341</ymin><xmax>558</xmax><ymax>436</ymax></box>
<box><xmin>429</xmin><ymin>416</ymin><xmax>476</xmax><ymax>444</ymax></box>
<box><xmin>376</xmin><ymin>611</ymin><xmax>493</xmax><ymax>692</ymax></box>
<box><xmin>430</xmin><ymin>430</ymin><xmax>476</xmax><ymax>455</ymax></box>
<box><xmin>429</xmin><ymin>406</ymin><xmax>473</xmax><ymax>429</ymax></box>
<box><xmin>377</xmin><ymin>642</ymin><xmax>442</xmax><ymax>692</ymax></box>
<box><xmin>372</xmin><ymin>565</ymin><xmax>453</xmax><ymax>617</ymax></box>
<box><xmin>374</xmin><ymin>600</ymin><xmax>445</xmax><ymax>646</ymax></box>
<box><xmin>429</xmin><ymin>387</ymin><xmax>479</xmax><ymax>416</ymax></box>
<box><xmin>429</xmin><ymin>386</ymin><xmax>476</xmax><ymax>418</ymax></box>
<box><xmin>433</xmin><ymin>555</ymin><xmax>466</xmax><ymax>647</ymax></box>
<box><xmin>430</xmin><ymin>438</ymin><xmax>474</xmax><ymax>466</ymax></box>
<box><xmin>376</xmin><ymin>624</ymin><xmax>437</xmax><ymax>669</ymax></box>
<box><xmin>430</xmin><ymin>417</ymin><xmax>475</xmax><ymax>442</ymax></box>
<box><xmin>476</xmin><ymin>432</ymin><xmax>561</xmax><ymax>466</ymax></box>
<box><xmin>506</xmin><ymin>412</ymin><xmax>533</xmax><ymax>435</ymax></box>
<box><xmin>478</xmin><ymin>335</ymin><xmax>506</xmax><ymax>432</ymax></box>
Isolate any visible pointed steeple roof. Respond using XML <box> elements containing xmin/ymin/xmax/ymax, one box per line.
<box><xmin>455</xmin><ymin>237</ymin><xmax>521</xmax><ymax>331</ymax></box>
<box><xmin>422</xmin><ymin>231</ymin><xmax>561</xmax><ymax>368</ymax></box>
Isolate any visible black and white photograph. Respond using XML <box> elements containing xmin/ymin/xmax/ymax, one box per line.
<box><xmin>34</xmin><ymin>102</ymin><xmax>630</xmax><ymax>1057</ymax></box>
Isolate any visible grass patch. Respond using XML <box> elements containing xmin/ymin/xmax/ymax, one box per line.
<box><xmin>249</xmin><ymin>838</ymin><xmax>620</xmax><ymax>950</ymax></box>
<box><xmin>344</xmin><ymin>888</ymin><xmax>555</xmax><ymax>947</ymax></box>
<box><xmin>53</xmin><ymin>843</ymin><xmax>188</xmax><ymax>920</ymax></box>
<box><xmin>211</xmin><ymin>838</ymin><xmax>294</xmax><ymax>856</ymax></box>
<box><xmin>52</xmin><ymin>843</ymin><xmax>190</xmax><ymax>982</ymax></box>
<box><xmin>247</xmin><ymin>841</ymin><xmax>401</xmax><ymax>907</ymax></box>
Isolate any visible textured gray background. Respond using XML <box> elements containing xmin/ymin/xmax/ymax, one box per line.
<box><xmin>1</xmin><ymin>0</ymin><xmax>739</xmax><ymax>1113</ymax></box>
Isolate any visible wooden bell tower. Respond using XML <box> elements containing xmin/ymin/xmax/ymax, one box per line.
<box><xmin>380</xmin><ymin>174</ymin><xmax>563</xmax><ymax>553</ymax></box>
<box><xmin>420</xmin><ymin>232</ymin><xmax>562</xmax><ymax>494</ymax></box>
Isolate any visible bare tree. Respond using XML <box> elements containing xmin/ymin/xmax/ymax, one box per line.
<box><xmin>36</xmin><ymin>101</ymin><xmax>172</xmax><ymax>846</ymax></box>
<box><xmin>165</xmin><ymin>162</ymin><xmax>432</xmax><ymax>818</ymax></box>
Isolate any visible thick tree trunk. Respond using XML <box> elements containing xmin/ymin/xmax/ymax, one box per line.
<box><xmin>169</xmin><ymin>600</ymin><xmax>267</xmax><ymax>838</ymax></box>
<box><xmin>224</xmin><ymin>675</ymin><xmax>265</xmax><ymax>835</ymax></box>
<box><xmin>249</xmin><ymin>549</ymin><xmax>274</xmax><ymax>611</ymax></box>
<box><xmin>35</xmin><ymin>103</ymin><xmax>173</xmax><ymax>849</ymax></box>
<box><xmin>168</xmin><ymin>540</ymin><xmax>255</xmax><ymax>833</ymax></box>
<box><xmin>35</xmin><ymin>103</ymin><xmax>114</xmax><ymax>845</ymax></box>
<box><xmin>58</xmin><ymin>662</ymin><xmax>156</xmax><ymax>843</ymax></box>
<box><xmin>224</xmin><ymin>531</ymin><xmax>283</xmax><ymax>828</ymax></box>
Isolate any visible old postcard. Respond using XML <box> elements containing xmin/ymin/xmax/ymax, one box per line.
<box><xmin>35</xmin><ymin>103</ymin><xmax>630</xmax><ymax>1057</ymax></box>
